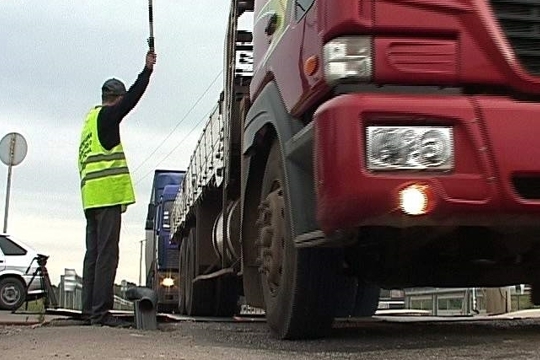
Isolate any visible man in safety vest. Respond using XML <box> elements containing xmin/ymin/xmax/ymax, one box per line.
<box><xmin>78</xmin><ymin>50</ymin><xmax>156</xmax><ymax>327</ymax></box>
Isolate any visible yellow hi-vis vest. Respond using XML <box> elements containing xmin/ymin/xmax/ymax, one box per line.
<box><xmin>78</xmin><ymin>106</ymin><xmax>135</xmax><ymax>210</ymax></box>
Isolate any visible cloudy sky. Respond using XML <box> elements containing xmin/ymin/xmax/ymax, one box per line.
<box><xmin>0</xmin><ymin>0</ymin><xmax>237</xmax><ymax>285</ymax></box>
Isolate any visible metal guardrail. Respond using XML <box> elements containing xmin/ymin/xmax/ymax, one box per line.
<box><xmin>404</xmin><ymin>286</ymin><xmax>531</xmax><ymax>316</ymax></box>
<box><xmin>56</xmin><ymin>269</ymin><xmax>133</xmax><ymax>311</ymax></box>
<box><xmin>55</xmin><ymin>268</ymin><xmax>532</xmax><ymax>317</ymax></box>
<box><xmin>405</xmin><ymin>287</ymin><xmax>482</xmax><ymax>316</ymax></box>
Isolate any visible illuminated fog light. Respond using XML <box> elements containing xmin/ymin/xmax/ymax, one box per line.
<box><xmin>161</xmin><ymin>277</ymin><xmax>174</xmax><ymax>287</ymax></box>
<box><xmin>399</xmin><ymin>185</ymin><xmax>430</xmax><ymax>215</ymax></box>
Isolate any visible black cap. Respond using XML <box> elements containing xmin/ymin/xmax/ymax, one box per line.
<box><xmin>101</xmin><ymin>78</ymin><xmax>126</xmax><ymax>96</ymax></box>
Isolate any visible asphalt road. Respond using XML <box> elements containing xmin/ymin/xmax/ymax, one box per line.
<box><xmin>2</xmin><ymin>314</ymin><xmax>540</xmax><ymax>359</ymax></box>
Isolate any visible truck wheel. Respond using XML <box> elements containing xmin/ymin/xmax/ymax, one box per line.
<box><xmin>178</xmin><ymin>238</ymin><xmax>187</xmax><ymax>314</ymax></box>
<box><xmin>0</xmin><ymin>277</ymin><xmax>26</xmax><ymax>311</ymax></box>
<box><xmin>334</xmin><ymin>278</ymin><xmax>380</xmax><ymax>317</ymax></box>
<box><xmin>185</xmin><ymin>228</ymin><xmax>214</xmax><ymax>316</ymax></box>
<box><xmin>258</xmin><ymin>141</ymin><xmax>340</xmax><ymax>339</ymax></box>
<box><xmin>532</xmin><ymin>282</ymin><xmax>540</xmax><ymax>306</ymax></box>
<box><xmin>351</xmin><ymin>282</ymin><xmax>380</xmax><ymax>317</ymax></box>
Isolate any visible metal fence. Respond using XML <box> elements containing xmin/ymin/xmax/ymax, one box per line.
<box><xmin>405</xmin><ymin>287</ymin><xmax>484</xmax><ymax>316</ymax></box>
<box><xmin>56</xmin><ymin>269</ymin><xmax>133</xmax><ymax>311</ymax></box>
<box><xmin>55</xmin><ymin>268</ymin><xmax>532</xmax><ymax>316</ymax></box>
<box><xmin>404</xmin><ymin>286</ymin><xmax>531</xmax><ymax>316</ymax></box>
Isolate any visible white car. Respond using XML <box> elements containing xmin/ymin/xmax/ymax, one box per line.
<box><xmin>0</xmin><ymin>234</ymin><xmax>47</xmax><ymax>310</ymax></box>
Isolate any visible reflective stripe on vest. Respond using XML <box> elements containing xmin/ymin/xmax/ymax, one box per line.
<box><xmin>80</xmin><ymin>167</ymin><xmax>130</xmax><ymax>188</ymax></box>
<box><xmin>80</xmin><ymin>152</ymin><xmax>126</xmax><ymax>170</ymax></box>
<box><xmin>78</xmin><ymin>107</ymin><xmax>136</xmax><ymax>210</ymax></box>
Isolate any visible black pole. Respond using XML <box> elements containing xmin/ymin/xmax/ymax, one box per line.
<box><xmin>148</xmin><ymin>0</ymin><xmax>155</xmax><ymax>51</ymax></box>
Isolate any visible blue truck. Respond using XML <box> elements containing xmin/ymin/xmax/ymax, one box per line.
<box><xmin>144</xmin><ymin>170</ymin><xmax>185</xmax><ymax>312</ymax></box>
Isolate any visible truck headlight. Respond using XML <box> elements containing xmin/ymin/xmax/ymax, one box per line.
<box><xmin>323</xmin><ymin>36</ymin><xmax>372</xmax><ymax>84</ymax></box>
<box><xmin>161</xmin><ymin>277</ymin><xmax>175</xmax><ymax>287</ymax></box>
<box><xmin>366</xmin><ymin>126</ymin><xmax>454</xmax><ymax>171</ymax></box>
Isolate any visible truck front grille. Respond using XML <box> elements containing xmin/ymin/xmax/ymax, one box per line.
<box><xmin>490</xmin><ymin>0</ymin><xmax>540</xmax><ymax>75</ymax></box>
<box><xmin>166</xmin><ymin>248</ymin><xmax>179</xmax><ymax>270</ymax></box>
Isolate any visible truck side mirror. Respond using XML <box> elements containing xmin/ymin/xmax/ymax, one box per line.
<box><xmin>145</xmin><ymin>219</ymin><xmax>154</xmax><ymax>230</ymax></box>
<box><xmin>145</xmin><ymin>203</ymin><xmax>156</xmax><ymax>230</ymax></box>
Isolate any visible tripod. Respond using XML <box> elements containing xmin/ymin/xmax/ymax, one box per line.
<box><xmin>25</xmin><ymin>254</ymin><xmax>58</xmax><ymax>310</ymax></box>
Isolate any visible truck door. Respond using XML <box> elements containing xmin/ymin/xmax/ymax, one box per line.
<box><xmin>253</xmin><ymin>0</ymin><xmax>289</xmax><ymax>73</ymax></box>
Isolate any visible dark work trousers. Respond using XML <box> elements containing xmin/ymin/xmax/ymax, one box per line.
<box><xmin>82</xmin><ymin>205</ymin><xmax>121</xmax><ymax>323</ymax></box>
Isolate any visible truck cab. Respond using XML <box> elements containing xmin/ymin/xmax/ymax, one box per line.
<box><xmin>171</xmin><ymin>0</ymin><xmax>540</xmax><ymax>339</ymax></box>
<box><xmin>145</xmin><ymin>170</ymin><xmax>184</xmax><ymax>312</ymax></box>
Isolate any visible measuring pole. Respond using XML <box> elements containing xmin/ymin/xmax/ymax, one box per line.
<box><xmin>148</xmin><ymin>0</ymin><xmax>155</xmax><ymax>51</ymax></box>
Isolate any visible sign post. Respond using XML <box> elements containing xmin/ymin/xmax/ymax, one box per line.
<box><xmin>0</xmin><ymin>132</ymin><xmax>28</xmax><ymax>233</ymax></box>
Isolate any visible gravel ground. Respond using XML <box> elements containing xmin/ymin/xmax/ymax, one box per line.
<box><xmin>2</xmin><ymin>317</ymin><xmax>540</xmax><ymax>359</ymax></box>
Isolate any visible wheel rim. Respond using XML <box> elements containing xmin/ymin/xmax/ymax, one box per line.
<box><xmin>258</xmin><ymin>181</ymin><xmax>285</xmax><ymax>296</ymax></box>
<box><xmin>1</xmin><ymin>283</ymin><xmax>21</xmax><ymax>306</ymax></box>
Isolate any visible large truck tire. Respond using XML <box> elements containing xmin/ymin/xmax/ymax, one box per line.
<box><xmin>178</xmin><ymin>239</ymin><xmax>187</xmax><ymax>315</ymax></box>
<box><xmin>333</xmin><ymin>276</ymin><xmax>380</xmax><ymax>317</ymax></box>
<box><xmin>258</xmin><ymin>141</ymin><xmax>340</xmax><ymax>339</ymax></box>
<box><xmin>351</xmin><ymin>281</ymin><xmax>380</xmax><ymax>317</ymax></box>
<box><xmin>185</xmin><ymin>228</ymin><xmax>214</xmax><ymax>316</ymax></box>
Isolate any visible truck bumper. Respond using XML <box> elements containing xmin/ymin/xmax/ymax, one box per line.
<box><xmin>314</xmin><ymin>94</ymin><xmax>540</xmax><ymax>234</ymax></box>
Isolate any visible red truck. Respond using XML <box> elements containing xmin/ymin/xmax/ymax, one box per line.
<box><xmin>171</xmin><ymin>0</ymin><xmax>540</xmax><ymax>339</ymax></box>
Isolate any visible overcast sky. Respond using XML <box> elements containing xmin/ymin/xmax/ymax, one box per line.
<box><xmin>0</xmin><ymin>0</ymin><xmax>235</xmax><ymax>285</ymax></box>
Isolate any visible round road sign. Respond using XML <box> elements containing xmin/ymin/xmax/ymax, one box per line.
<box><xmin>0</xmin><ymin>132</ymin><xmax>28</xmax><ymax>166</ymax></box>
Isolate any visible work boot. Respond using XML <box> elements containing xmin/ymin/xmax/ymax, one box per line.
<box><xmin>47</xmin><ymin>318</ymin><xmax>91</xmax><ymax>327</ymax></box>
<box><xmin>91</xmin><ymin>314</ymin><xmax>133</xmax><ymax>328</ymax></box>
<box><xmin>80</xmin><ymin>314</ymin><xmax>91</xmax><ymax>326</ymax></box>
